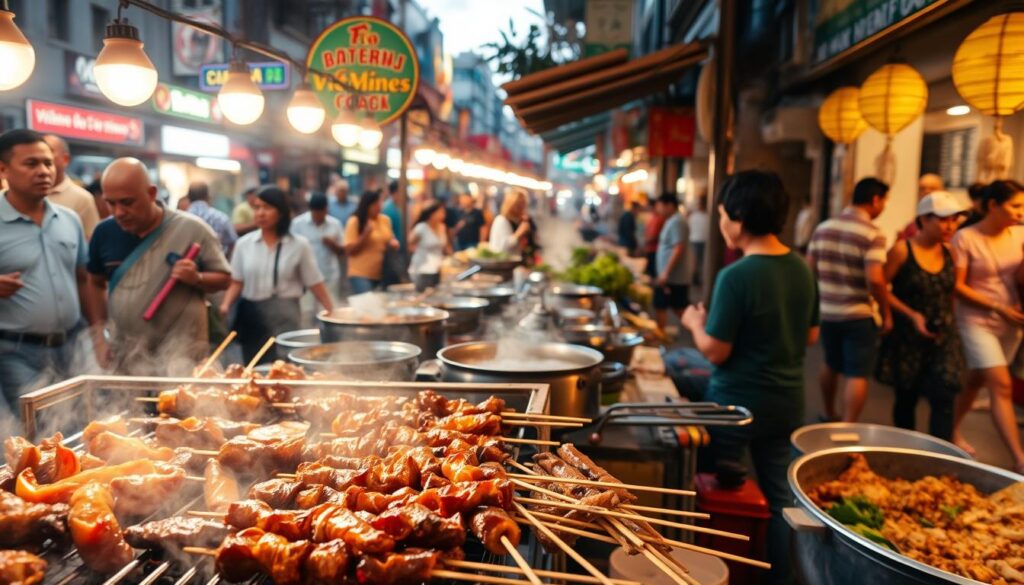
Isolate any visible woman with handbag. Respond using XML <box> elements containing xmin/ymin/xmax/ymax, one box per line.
<box><xmin>951</xmin><ymin>180</ymin><xmax>1024</xmax><ymax>471</ymax></box>
<box><xmin>219</xmin><ymin>186</ymin><xmax>334</xmax><ymax>364</ymax></box>
<box><xmin>344</xmin><ymin>190</ymin><xmax>399</xmax><ymax>294</ymax></box>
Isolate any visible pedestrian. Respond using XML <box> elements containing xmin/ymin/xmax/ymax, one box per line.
<box><xmin>488</xmin><ymin>188</ymin><xmax>530</xmax><ymax>255</ymax></box>
<box><xmin>687</xmin><ymin>194</ymin><xmax>708</xmax><ymax>284</ymax></box>
<box><xmin>876</xmin><ymin>192</ymin><xmax>967</xmax><ymax>440</ymax></box>
<box><xmin>453</xmin><ymin>193</ymin><xmax>485</xmax><ymax>251</ymax></box>
<box><xmin>382</xmin><ymin>181</ymin><xmax>405</xmax><ymax>252</ymax></box>
<box><xmin>0</xmin><ymin>129</ymin><xmax>100</xmax><ymax>418</ymax></box>
<box><xmin>654</xmin><ymin>192</ymin><xmax>691</xmax><ymax>330</ymax></box>
<box><xmin>219</xmin><ymin>186</ymin><xmax>333</xmax><ymax>364</ymax></box>
<box><xmin>326</xmin><ymin>175</ymin><xmax>356</xmax><ymax>228</ymax></box>
<box><xmin>186</xmin><ymin>181</ymin><xmax>237</xmax><ymax>255</ymax></box>
<box><xmin>808</xmin><ymin>177</ymin><xmax>892</xmax><ymax>422</ymax></box>
<box><xmin>794</xmin><ymin>194</ymin><xmax>815</xmax><ymax>255</ymax></box>
<box><xmin>42</xmin><ymin>134</ymin><xmax>100</xmax><ymax>239</ymax></box>
<box><xmin>291</xmin><ymin>192</ymin><xmax>344</xmax><ymax>300</ymax></box>
<box><xmin>681</xmin><ymin>170</ymin><xmax>818</xmax><ymax>585</ymax></box>
<box><xmin>898</xmin><ymin>173</ymin><xmax>945</xmax><ymax>240</ymax></box>
<box><xmin>232</xmin><ymin>187</ymin><xmax>259</xmax><ymax>236</ymax></box>
<box><xmin>960</xmin><ymin>182</ymin><xmax>985</xmax><ymax>229</ymax></box>
<box><xmin>344</xmin><ymin>190</ymin><xmax>399</xmax><ymax>294</ymax></box>
<box><xmin>87</xmin><ymin>158</ymin><xmax>230</xmax><ymax>374</ymax></box>
<box><xmin>409</xmin><ymin>201</ymin><xmax>449</xmax><ymax>292</ymax></box>
<box><xmin>617</xmin><ymin>198</ymin><xmax>638</xmax><ymax>255</ymax></box>
<box><xmin>950</xmin><ymin>180</ymin><xmax>1024</xmax><ymax>471</ymax></box>
<box><xmin>642</xmin><ymin>193</ymin><xmax>669</xmax><ymax>279</ymax></box>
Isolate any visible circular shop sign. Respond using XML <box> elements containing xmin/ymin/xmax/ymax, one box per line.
<box><xmin>306</xmin><ymin>16</ymin><xmax>420</xmax><ymax>126</ymax></box>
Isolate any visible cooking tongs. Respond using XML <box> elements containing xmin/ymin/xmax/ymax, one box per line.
<box><xmin>588</xmin><ymin>402</ymin><xmax>753</xmax><ymax>444</ymax></box>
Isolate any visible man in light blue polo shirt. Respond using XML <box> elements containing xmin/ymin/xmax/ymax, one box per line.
<box><xmin>0</xmin><ymin>129</ymin><xmax>100</xmax><ymax>419</ymax></box>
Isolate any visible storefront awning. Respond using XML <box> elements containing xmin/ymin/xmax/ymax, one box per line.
<box><xmin>540</xmin><ymin>114</ymin><xmax>610</xmax><ymax>154</ymax></box>
<box><xmin>503</xmin><ymin>43</ymin><xmax>707</xmax><ymax>135</ymax></box>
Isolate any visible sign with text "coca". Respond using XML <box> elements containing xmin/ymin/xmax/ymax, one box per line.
<box><xmin>26</xmin><ymin>100</ymin><xmax>144</xmax><ymax>146</ymax></box>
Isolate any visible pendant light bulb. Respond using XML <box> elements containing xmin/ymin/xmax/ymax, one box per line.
<box><xmin>331</xmin><ymin>109</ymin><xmax>361</xmax><ymax>147</ymax></box>
<box><xmin>218</xmin><ymin>59</ymin><xmax>265</xmax><ymax>125</ymax></box>
<box><xmin>0</xmin><ymin>8</ymin><xmax>34</xmax><ymax>91</ymax></box>
<box><xmin>357</xmin><ymin>117</ymin><xmax>383</xmax><ymax>150</ymax></box>
<box><xmin>286</xmin><ymin>83</ymin><xmax>325</xmax><ymax>134</ymax></box>
<box><xmin>94</xmin><ymin>18</ymin><xmax>158</xmax><ymax>106</ymax></box>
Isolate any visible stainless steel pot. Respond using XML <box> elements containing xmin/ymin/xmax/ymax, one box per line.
<box><xmin>471</xmin><ymin>257</ymin><xmax>521</xmax><ymax>281</ymax></box>
<box><xmin>790</xmin><ymin>423</ymin><xmax>971</xmax><ymax>459</ymax></box>
<box><xmin>391</xmin><ymin>295</ymin><xmax>489</xmax><ymax>336</ymax></box>
<box><xmin>442</xmin><ymin>282</ymin><xmax>516</xmax><ymax>315</ymax></box>
<box><xmin>287</xmin><ymin>341</ymin><xmax>421</xmax><ymax>381</ymax></box>
<box><xmin>276</xmin><ymin>328</ymin><xmax>322</xmax><ymax>351</ymax></box>
<box><xmin>436</xmin><ymin>341</ymin><xmax>604</xmax><ymax>417</ymax></box>
<box><xmin>317</xmin><ymin>306</ymin><xmax>449</xmax><ymax>359</ymax></box>
<box><xmin>786</xmin><ymin>447</ymin><xmax>1024</xmax><ymax>585</ymax></box>
<box><xmin>556</xmin><ymin>308</ymin><xmax>597</xmax><ymax>327</ymax></box>
<box><xmin>560</xmin><ymin>324</ymin><xmax>645</xmax><ymax>365</ymax></box>
<box><xmin>547</xmin><ymin>284</ymin><xmax>604</xmax><ymax>311</ymax></box>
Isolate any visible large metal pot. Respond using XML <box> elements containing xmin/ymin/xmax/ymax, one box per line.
<box><xmin>276</xmin><ymin>329</ymin><xmax>322</xmax><ymax>351</ymax></box>
<box><xmin>471</xmin><ymin>257</ymin><xmax>521</xmax><ymax>281</ymax></box>
<box><xmin>442</xmin><ymin>282</ymin><xmax>516</xmax><ymax>315</ymax></box>
<box><xmin>391</xmin><ymin>295</ymin><xmax>489</xmax><ymax>336</ymax></box>
<box><xmin>437</xmin><ymin>341</ymin><xmax>604</xmax><ymax>417</ymax></box>
<box><xmin>318</xmin><ymin>306</ymin><xmax>449</xmax><ymax>359</ymax></box>
<box><xmin>791</xmin><ymin>423</ymin><xmax>971</xmax><ymax>459</ymax></box>
<box><xmin>547</xmin><ymin>284</ymin><xmax>604</xmax><ymax>311</ymax></box>
<box><xmin>560</xmin><ymin>324</ymin><xmax>645</xmax><ymax>365</ymax></box>
<box><xmin>287</xmin><ymin>341</ymin><xmax>421</xmax><ymax>381</ymax></box>
<box><xmin>786</xmin><ymin>447</ymin><xmax>1024</xmax><ymax>585</ymax></box>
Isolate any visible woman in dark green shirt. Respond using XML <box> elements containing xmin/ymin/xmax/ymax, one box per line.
<box><xmin>681</xmin><ymin>170</ymin><xmax>819</xmax><ymax>585</ymax></box>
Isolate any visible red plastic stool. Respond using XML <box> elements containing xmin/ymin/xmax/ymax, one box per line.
<box><xmin>695</xmin><ymin>473</ymin><xmax>770</xmax><ymax>585</ymax></box>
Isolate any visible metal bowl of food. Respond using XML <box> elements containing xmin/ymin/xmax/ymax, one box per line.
<box><xmin>786</xmin><ymin>447</ymin><xmax>1024</xmax><ymax>585</ymax></box>
<box><xmin>441</xmin><ymin>282</ymin><xmax>516</xmax><ymax>315</ymax></box>
<box><xmin>317</xmin><ymin>306</ymin><xmax>449</xmax><ymax>359</ymax></box>
<box><xmin>547</xmin><ymin>284</ymin><xmax>605</xmax><ymax>311</ymax></box>
<box><xmin>287</xmin><ymin>341</ymin><xmax>421</xmax><ymax>381</ymax></box>
<box><xmin>392</xmin><ymin>294</ymin><xmax>490</xmax><ymax>336</ymax></box>
<box><xmin>556</xmin><ymin>308</ymin><xmax>597</xmax><ymax>327</ymax></box>
<box><xmin>437</xmin><ymin>340</ymin><xmax>604</xmax><ymax>417</ymax></box>
<box><xmin>471</xmin><ymin>256</ymin><xmax>522</xmax><ymax>281</ymax></box>
<box><xmin>791</xmin><ymin>422</ymin><xmax>971</xmax><ymax>459</ymax></box>
<box><xmin>560</xmin><ymin>324</ymin><xmax>645</xmax><ymax>365</ymax></box>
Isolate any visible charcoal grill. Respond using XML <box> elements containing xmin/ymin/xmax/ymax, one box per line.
<box><xmin>16</xmin><ymin>375</ymin><xmax>556</xmax><ymax>585</ymax></box>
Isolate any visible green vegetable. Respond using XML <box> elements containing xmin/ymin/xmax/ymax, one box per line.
<box><xmin>939</xmin><ymin>505</ymin><xmax>961</xmax><ymax>521</ymax></box>
<box><xmin>849</xmin><ymin>524</ymin><xmax>899</xmax><ymax>552</ymax></box>
<box><xmin>475</xmin><ymin>244</ymin><xmax>510</xmax><ymax>261</ymax></box>
<box><xmin>560</xmin><ymin>251</ymin><xmax>635</xmax><ymax>300</ymax></box>
<box><xmin>827</xmin><ymin>496</ymin><xmax>884</xmax><ymax>530</ymax></box>
<box><xmin>917</xmin><ymin>517</ymin><xmax>934</xmax><ymax>528</ymax></box>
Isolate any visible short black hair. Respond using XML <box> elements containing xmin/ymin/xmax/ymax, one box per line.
<box><xmin>981</xmin><ymin>180</ymin><xmax>1024</xmax><ymax>211</ymax></box>
<box><xmin>0</xmin><ymin>129</ymin><xmax>49</xmax><ymax>163</ymax></box>
<box><xmin>657</xmin><ymin>192</ymin><xmax>678</xmax><ymax>206</ymax></box>
<box><xmin>852</xmin><ymin>177</ymin><xmax>889</xmax><ymax>205</ymax></box>
<box><xmin>256</xmin><ymin>185</ymin><xmax>292</xmax><ymax>236</ymax></box>
<box><xmin>716</xmin><ymin>170</ymin><xmax>788</xmax><ymax>236</ymax></box>
<box><xmin>967</xmin><ymin>182</ymin><xmax>985</xmax><ymax>202</ymax></box>
<box><xmin>242</xmin><ymin>186</ymin><xmax>258</xmax><ymax>199</ymax></box>
<box><xmin>388</xmin><ymin>180</ymin><xmax>398</xmax><ymax>195</ymax></box>
<box><xmin>308</xmin><ymin>192</ymin><xmax>328</xmax><ymax>211</ymax></box>
<box><xmin>416</xmin><ymin>201</ymin><xmax>444</xmax><ymax>225</ymax></box>
<box><xmin>187</xmin><ymin>181</ymin><xmax>210</xmax><ymax>202</ymax></box>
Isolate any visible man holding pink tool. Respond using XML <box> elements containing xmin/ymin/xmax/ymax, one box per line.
<box><xmin>86</xmin><ymin>158</ymin><xmax>230</xmax><ymax>374</ymax></box>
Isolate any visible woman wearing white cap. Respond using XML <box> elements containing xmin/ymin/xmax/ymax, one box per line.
<box><xmin>876</xmin><ymin>191</ymin><xmax>967</xmax><ymax>441</ymax></box>
<box><xmin>950</xmin><ymin>180</ymin><xmax>1024</xmax><ymax>471</ymax></box>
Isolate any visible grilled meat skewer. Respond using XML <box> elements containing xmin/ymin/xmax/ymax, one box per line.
<box><xmin>125</xmin><ymin>516</ymin><xmax>232</xmax><ymax>550</ymax></box>
<box><xmin>0</xmin><ymin>491</ymin><xmax>68</xmax><ymax>547</ymax></box>
<box><xmin>0</xmin><ymin>550</ymin><xmax>46</xmax><ymax>585</ymax></box>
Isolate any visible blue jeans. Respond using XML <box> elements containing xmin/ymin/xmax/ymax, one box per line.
<box><xmin>0</xmin><ymin>337</ymin><xmax>77</xmax><ymax>422</ymax></box>
<box><xmin>348</xmin><ymin>276</ymin><xmax>380</xmax><ymax>295</ymax></box>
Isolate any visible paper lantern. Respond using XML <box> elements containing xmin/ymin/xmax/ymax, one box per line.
<box><xmin>952</xmin><ymin>13</ymin><xmax>1024</xmax><ymax>117</ymax></box>
<box><xmin>818</xmin><ymin>87</ymin><xmax>867</xmax><ymax>144</ymax></box>
<box><xmin>858</xmin><ymin>63</ymin><xmax>928</xmax><ymax>136</ymax></box>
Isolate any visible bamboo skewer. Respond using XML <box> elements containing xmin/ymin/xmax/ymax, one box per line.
<box><xmin>619</xmin><ymin>502</ymin><xmax>709</xmax><ymax>520</ymax></box>
<box><xmin>513</xmin><ymin>502</ymin><xmax>615</xmax><ymax>585</ymax></box>
<box><xmin>444</xmin><ymin>560</ymin><xmax>641</xmax><ymax>585</ymax></box>
<box><xmin>510</xmin><ymin>472</ymin><xmax>697</xmax><ymax>497</ymax></box>
<box><xmin>315</xmin><ymin>431</ymin><xmax>558</xmax><ymax>447</ymax></box>
<box><xmin>503</xmin><ymin>420</ymin><xmax>584</xmax><ymax>428</ymax></box>
<box><xmin>500</xmin><ymin>411</ymin><xmax>591</xmax><ymax>423</ymax></box>
<box><xmin>187</xmin><ymin>511</ymin><xmax>225</xmax><ymax>518</ymax></box>
<box><xmin>243</xmin><ymin>337</ymin><xmax>276</xmax><ymax>375</ymax></box>
<box><xmin>501</xmin><ymin>535</ymin><xmax>542</xmax><ymax>585</ymax></box>
<box><xmin>652</xmin><ymin>548</ymin><xmax>701</xmax><ymax>585</ymax></box>
<box><xmin>197</xmin><ymin>331</ymin><xmax>237</xmax><ymax>377</ymax></box>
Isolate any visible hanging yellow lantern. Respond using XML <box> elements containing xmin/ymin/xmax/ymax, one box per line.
<box><xmin>952</xmin><ymin>12</ymin><xmax>1024</xmax><ymax>116</ymax></box>
<box><xmin>818</xmin><ymin>87</ymin><xmax>867</xmax><ymax>144</ymax></box>
<box><xmin>858</xmin><ymin>63</ymin><xmax>928</xmax><ymax>136</ymax></box>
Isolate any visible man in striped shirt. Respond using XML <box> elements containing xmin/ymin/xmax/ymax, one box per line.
<box><xmin>807</xmin><ymin>177</ymin><xmax>892</xmax><ymax>422</ymax></box>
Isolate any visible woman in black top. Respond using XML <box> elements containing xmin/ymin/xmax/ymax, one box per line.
<box><xmin>876</xmin><ymin>192</ymin><xmax>967</xmax><ymax>440</ymax></box>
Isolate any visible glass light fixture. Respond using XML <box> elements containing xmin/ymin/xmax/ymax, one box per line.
<box><xmin>286</xmin><ymin>82</ymin><xmax>325</xmax><ymax>133</ymax></box>
<box><xmin>0</xmin><ymin>6</ymin><xmax>33</xmax><ymax>91</ymax></box>
<box><xmin>94</xmin><ymin>17</ymin><xmax>158</xmax><ymax>106</ymax></box>
<box><xmin>331</xmin><ymin>109</ymin><xmax>361</xmax><ymax>147</ymax></box>
<box><xmin>432</xmin><ymin>152</ymin><xmax>451</xmax><ymax>170</ymax></box>
<box><xmin>413</xmin><ymin>148</ymin><xmax>436</xmax><ymax>166</ymax></box>
<box><xmin>218</xmin><ymin>58</ymin><xmax>265</xmax><ymax>125</ymax></box>
<box><xmin>357</xmin><ymin>117</ymin><xmax>383</xmax><ymax>150</ymax></box>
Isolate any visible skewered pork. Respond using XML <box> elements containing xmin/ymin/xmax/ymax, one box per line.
<box><xmin>0</xmin><ymin>491</ymin><xmax>68</xmax><ymax>547</ymax></box>
<box><xmin>124</xmin><ymin>516</ymin><xmax>231</xmax><ymax>550</ymax></box>
<box><xmin>68</xmin><ymin>482</ymin><xmax>134</xmax><ymax>573</ymax></box>
<box><xmin>87</xmin><ymin>431</ymin><xmax>173</xmax><ymax>464</ymax></box>
<box><xmin>109</xmin><ymin>463</ymin><xmax>186</xmax><ymax>518</ymax></box>
<box><xmin>469</xmin><ymin>507</ymin><xmax>521</xmax><ymax>555</ymax></box>
<box><xmin>204</xmin><ymin>459</ymin><xmax>241</xmax><ymax>513</ymax></box>
<box><xmin>0</xmin><ymin>550</ymin><xmax>46</xmax><ymax>585</ymax></box>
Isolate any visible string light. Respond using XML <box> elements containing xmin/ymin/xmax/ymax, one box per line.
<box><xmin>218</xmin><ymin>58</ymin><xmax>265</xmax><ymax>125</ymax></box>
<box><xmin>0</xmin><ymin>4</ymin><xmax>33</xmax><ymax>91</ymax></box>
<box><xmin>94</xmin><ymin>16</ymin><xmax>158</xmax><ymax>106</ymax></box>
<box><xmin>286</xmin><ymin>82</ymin><xmax>325</xmax><ymax>134</ymax></box>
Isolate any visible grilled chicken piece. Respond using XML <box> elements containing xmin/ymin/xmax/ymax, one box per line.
<box><xmin>68</xmin><ymin>482</ymin><xmax>134</xmax><ymax>574</ymax></box>
<box><xmin>249</xmin><ymin>478</ymin><xmax>305</xmax><ymax>509</ymax></box>
<box><xmin>371</xmin><ymin>503</ymin><xmax>466</xmax><ymax>550</ymax></box>
<box><xmin>4</xmin><ymin>434</ymin><xmax>80</xmax><ymax>485</ymax></box>
<box><xmin>469</xmin><ymin>507</ymin><xmax>521</xmax><ymax>555</ymax></box>
<box><xmin>82</xmin><ymin>416</ymin><xmax>129</xmax><ymax>445</ymax></box>
<box><xmin>87</xmin><ymin>431</ymin><xmax>173</xmax><ymax>464</ymax></box>
<box><xmin>124</xmin><ymin>516</ymin><xmax>231</xmax><ymax>550</ymax></box>
<box><xmin>216</xmin><ymin>527</ymin><xmax>311</xmax><ymax>585</ymax></box>
<box><xmin>355</xmin><ymin>548</ymin><xmax>441</xmax><ymax>585</ymax></box>
<box><xmin>225</xmin><ymin>499</ymin><xmax>309</xmax><ymax>541</ymax></box>
<box><xmin>306</xmin><ymin>504</ymin><xmax>395</xmax><ymax>554</ymax></box>
<box><xmin>0</xmin><ymin>550</ymin><xmax>46</xmax><ymax>585</ymax></box>
<box><xmin>109</xmin><ymin>463</ymin><xmax>186</xmax><ymax>518</ymax></box>
<box><xmin>154</xmin><ymin>417</ymin><xmax>227</xmax><ymax>450</ymax></box>
<box><xmin>217</xmin><ymin>435</ymin><xmax>304</xmax><ymax>475</ymax></box>
<box><xmin>204</xmin><ymin>459</ymin><xmax>241</xmax><ymax>513</ymax></box>
<box><xmin>557</xmin><ymin>443</ymin><xmax>636</xmax><ymax>503</ymax></box>
<box><xmin>0</xmin><ymin>491</ymin><xmax>68</xmax><ymax>547</ymax></box>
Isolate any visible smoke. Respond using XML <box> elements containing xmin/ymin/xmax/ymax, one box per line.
<box><xmin>345</xmin><ymin>291</ymin><xmax>390</xmax><ymax>319</ymax></box>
